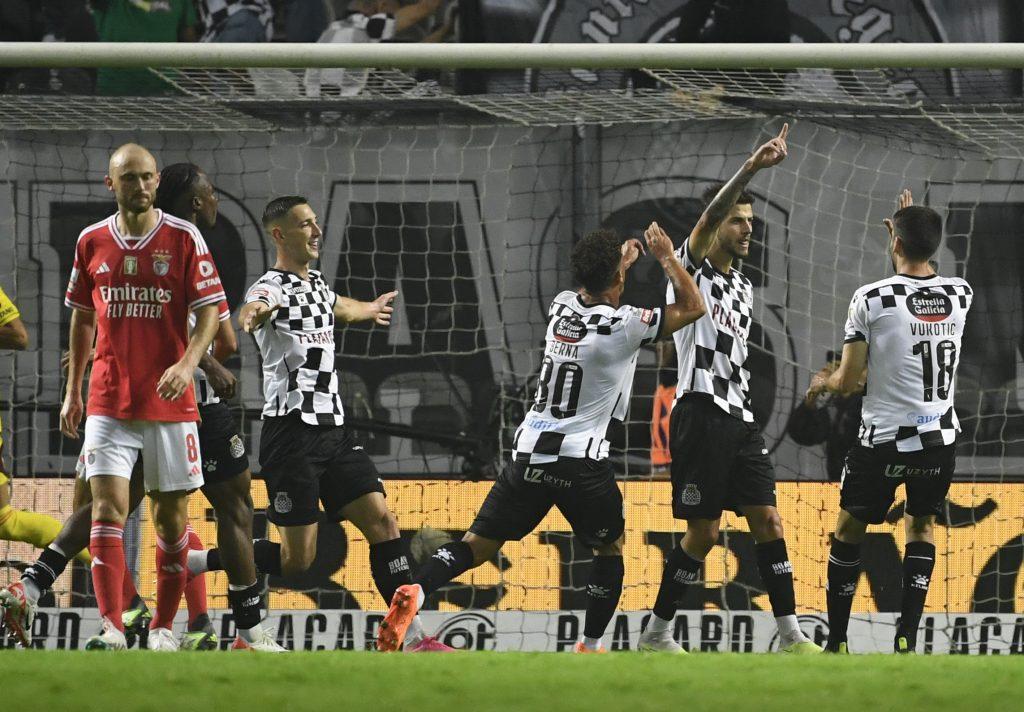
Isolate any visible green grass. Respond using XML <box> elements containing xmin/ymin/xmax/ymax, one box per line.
<box><xmin>5</xmin><ymin>651</ymin><xmax>1023</xmax><ymax>711</ymax></box>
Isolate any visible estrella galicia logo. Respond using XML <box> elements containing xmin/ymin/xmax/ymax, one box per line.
<box><xmin>553</xmin><ymin>316</ymin><xmax>586</xmax><ymax>344</ymax></box>
<box><xmin>434</xmin><ymin>612</ymin><xmax>497</xmax><ymax>651</ymax></box>
<box><xmin>907</xmin><ymin>291</ymin><xmax>952</xmax><ymax>322</ymax></box>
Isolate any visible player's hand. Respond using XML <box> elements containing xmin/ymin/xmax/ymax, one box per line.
<box><xmin>620</xmin><ymin>238</ymin><xmax>644</xmax><ymax>270</ymax></box>
<box><xmin>644</xmin><ymin>222</ymin><xmax>675</xmax><ymax>262</ymax></box>
<box><xmin>369</xmin><ymin>291</ymin><xmax>398</xmax><ymax>326</ymax></box>
<box><xmin>203</xmin><ymin>359</ymin><xmax>237</xmax><ymax>400</ymax></box>
<box><xmin>157</xmin><ymin>360</ymin><xmax>194</xmax><ymax>401</ymax></box>
<box><xmin>748</xmin><ymin>123</ymin><xmax>789</xmax><ymax>171</ymax></box>
<box><xmin>804</xmin><ymin>362</ymin><xmax>839</xmax><ymax>405</ymax></box>
<box><xmin>60</xmin><ymin>390</ymin><xmax>84</xmax><ymax>439</ymax></box>
<box><xmin>240</xmin><ymin>302</ymin><xmax>280</xmax><ymax>334</ymax></box>
<box><xmin>897</xmin><ymin>188</ymin><xmax>913</xmax><ymax>210</ymax></box>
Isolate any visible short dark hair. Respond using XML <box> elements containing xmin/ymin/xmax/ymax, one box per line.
<box><xmin>262</xmin><ymin>195</ymin><xmax>309</xmax><ymax>228</ymax></box>
<box><xmin>572</xmin><ymin>229</ymin><xmax>622</xmax><ymax>294</ymax></box>
<box><xmin>893</xmin><ymin>205</ymin><xmax>942</xmax><ymax>262</ymax></box>
<box><xmin>154</xmin><ymin>163</ymin><xmax>204</xmax><ymax>218</ymax></box>
<box><xmin>701</xmin><ymin>182</ymin><xmax>754</xmax><ymax>210</ymax></box>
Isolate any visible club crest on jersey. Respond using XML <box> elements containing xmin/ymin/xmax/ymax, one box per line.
<box><xmin>906</xmin><ymin>291</ymin><xmax>952</xmax><ymax>322</ymax></box>
<box><xmin>553</xmin><ymin>316</ymin><xmax>586</xmax><ymax>343</ymax></box>
<box><xmin>123</xmin><ymin>256</ymin><xmax>137</xmax><ymax>275</ymax></box>
<box><xmin>152</xmin><ymin>250</ymin><xmax>172</xmax><ymax>277</ymax></box>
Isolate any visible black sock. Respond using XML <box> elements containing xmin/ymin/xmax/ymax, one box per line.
<box><xmin>755</xmin><ymin>538</ymin><xmax>796</xmax><ymax>618</ymax></box>
<box><xmin>826</xmin><ymin>538</ymin><xmax>861</xmax><ymax>650</ymax></box>
<box><xmin>583</xmin><ymin>555</ymin><xmax>624</xmax><ymax>640</ymax></box>
<box><xmin>897</xmin><ymin>541</ymin><xmax>935</xmax><ymax>650</ymax></box>
<box><xmin>253</xmin><ymin>539</ymin><xmax>282</xmax><ymax>577</ymax></box>
<box><xmin>414</xmin><ymin>540</ymin><xmax>476</xmax><ymax>597</ymax></box>
<box><xmin>23</xmin><ymin>545</ymin><xmax>70</xmax><ymax>594</ymax></box>
<box><xmin>652</xmin><ymin>545</ymin><xmax>702</xmax><ymax>621</ymax></box>
<box><xmin>369</xmin><ymin>538</ymin><xmax>413</xmax><ymax>604</ymax></box>
<box><xmin>228</xmin><ymin>581</ymin><xmax>264</xmax><ymax>631</ymax></box>
<box><xmin>206</xmin><ymin>547</ymin><xmax>223</xmax><ymax>572</ymax></box>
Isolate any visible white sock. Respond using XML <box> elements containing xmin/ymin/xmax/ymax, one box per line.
<box><xmin>186</xmin><ymin>549</ymin><xmax>209</xmax><ymax>576</ymax></box>
<box><xmin>582</xmin><ymin>636</ymin><xmax>603</xmax><ymax>650</ymax></box>
<box><xmin>238</xmin><ymin>625</ymin><xmax>261</xmax><ymax>643</ymax></box>
<box><xmin>406</xmin><ymin>615</ymin><xmax>425</xmax><ymax>645</ymax></box>
<box><xmin>776</xmin><ymin>615</ymin><xmax>806</xmax><ymax>641</ymax></box>
<box><xmin>414</xmin><ymin>584</ymin><xmax>425</xmax><ymax>609</ymax></box>
<box><xmin>22</xmin><ymin>577</ymin><xmax>41</xmax><ymax>605</ymax></box>
<box><xmin>646</xmin><ymin>613</ymin><xmax>672</xmax><ymax>634</ymax></box>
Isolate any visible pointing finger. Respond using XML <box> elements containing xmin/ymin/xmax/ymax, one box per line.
<box><xmin>778</xmin><ymin>122</ymin><xmax>789</xmax><ymax>141</ymax></box>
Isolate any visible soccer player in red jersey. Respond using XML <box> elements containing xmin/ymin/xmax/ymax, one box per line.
<box><xmin>58</xmin><ymin>143</ymin><xmax>223</xmax><ymax>650</ymax></box>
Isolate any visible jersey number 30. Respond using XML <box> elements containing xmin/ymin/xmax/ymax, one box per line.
<box><xmin>533</xmin><ymin>357</ymin><xmax>583</xmax><ymax>419</ymax></box>
<box><xmin>912</xmin><ymin>339</ymin><xmax>957</xmax><ymax>402</ymax></box>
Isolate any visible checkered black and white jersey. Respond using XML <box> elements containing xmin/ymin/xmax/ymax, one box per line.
<box><xmin>668</xmin><ymin>242</ymin><xmax>755</xmax><ymax>422</ymax></box>
<box><xmin>513</xmin><ymin>290</ymin><xmax>662</xmax><ymax>464</ymax></box>
<box><xmin>245</xmin><ymin>269</ymin><xmax>344</xmax><ymax>426</ymax></box>
<box><xmin>844</xmin><ymin>273</ymin><xmax>973</xmax><ymax>452</ymax></box>
<box><xmin>198</xmin><ymin>0</ymin><xmax>274</xmax><ymax>42</ymax></box>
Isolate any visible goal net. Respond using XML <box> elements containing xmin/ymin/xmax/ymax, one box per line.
<box><xmin>1</xmin><ymin>59</ymin><xmax>1022</xmax><ymax>653</ymax></box>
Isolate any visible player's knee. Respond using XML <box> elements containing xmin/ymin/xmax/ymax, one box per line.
<box><xmin>683</xmin><ymin>522</ymin><xmax>718</xmax><ymax>556</ymax></box>
<box><xmin>463</xmin><ymin>533</ymin><xmax>502</xmax><ymax>566</ymax></box>
<box><xmin>905</xmin><ymin>515</ymin><xmax>934</xmax><ymax>541</ymax></box>
<box><xmin>91</xmin><ymin>497</ymin><xmax>127</xmax><ymax>525</ymax></box>
<box><xmin>834</xmin><ymin>510</ymin><xmax>867</xmax><ymax>543</ymax></box>
<box><xmin>281</xmin><ymin>546</ymin><xmax>315</xmax><ymax>577</ymax></box>
<box><xmin>594</xmin><ymin>534</ymin><xmax>624</xmax><ymax>557</ymax></box>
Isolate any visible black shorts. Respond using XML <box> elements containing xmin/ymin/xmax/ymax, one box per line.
<box><xmin>840</xmin><ymin>443</ymin><xmax>956</xmax><ymax>524</ymax></box>
<box><xmin>259</xmin><ymin>412</ymin><xmax>384</xmax><ymax>527</ymax></box>
<box><xmin>469</xmin><ymin>458</ymin><xmax>624</xmax><ymax>549</ymax></box>
<box><xmin>670</xmin><ymin>394</ymin><xmax>776</xmax><ymax>520</ymax></box>
<box><xmin>198</xmin><ymin>402</ymin><xmax>249</xmax><ymax>485</ymax></box>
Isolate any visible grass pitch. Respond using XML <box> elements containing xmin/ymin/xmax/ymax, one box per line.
<box><xmin>5</xmin><ymin>650</ymin><xmax>1022</xmax><ymax>711</ymax></box>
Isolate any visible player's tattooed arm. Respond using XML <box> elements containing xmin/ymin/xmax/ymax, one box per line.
<box><xmin>60</xmin><ymin>308</ymin><xmax>97</xmax><ymax>438</ymax></box>
<box><xmin>689</xmin><ymin>122</ymin><xmax>789</xmax><ymax>262</ymax></box>
<box><xmin>333</xmin><ymin>291</ymin><xmax>398</xmax><ymax>326</ymax></box>
<box><xmin>646</xmin><ymin>221</ymin><xmax>706</xmax><ymax>336</ymax></box>
<box><xmin>158</xmin><ymin>303</ymin><xmax>218</xmax><ymax>401</ymax></box>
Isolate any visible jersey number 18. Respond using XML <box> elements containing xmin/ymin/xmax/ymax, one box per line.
<box><xmin>912</xmin><ymin>339</ymin><xmax>957</xmax><ymax>402</ymax></box>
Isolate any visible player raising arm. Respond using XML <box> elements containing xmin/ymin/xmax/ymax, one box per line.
<box><xmin>807</xmin><ymin>190</ymin><xmax>973</xmax><ymax>654</ymax></box>
<box><xmin>377</xmin><ymin>222</ymin><xmax>704</xmax><ymax>653</ymax></box>
<box><xmin>637</xmin><ymin>124</ymin><xmax>822</xmax><ymax>655</ymax></box>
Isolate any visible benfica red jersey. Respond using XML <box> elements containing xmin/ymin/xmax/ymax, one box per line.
<box><xmin>65</xmin><ymin>210</ymin><xmax>226</xmax><ymax>422</ymax></box>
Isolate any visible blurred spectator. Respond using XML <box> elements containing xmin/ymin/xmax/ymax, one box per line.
<box><xmin>197</xmin><ymin>0</ymin><xmax>274</xmax><ymax>42</ymax></box>
<box><xmin>0</xmin><ymin>1</ymin><xmax>96</xmax><ymax>93</ymax></box>
<box><xmin>285</xmin><ymin>0</ymin><xmax>329</xmax><ymax>42</ymax></box>
<box><xmin>650</xmin><ymin>339</ymin><xmax>676</xmax><ymax>472</ymax></box>
<box><xmin>89</xmin><ymin>0</ymin><xmax>197</xmax><ymax>96</ymax></box>
<box><xmin>304</xmin><ymin>0</ymin><xmax>452</xmax><ymax>98</ymax></box>
<box><xmin>790</xmin><ymin>352</ymin><xmax>863</xmax><ymax>482</ymax></box>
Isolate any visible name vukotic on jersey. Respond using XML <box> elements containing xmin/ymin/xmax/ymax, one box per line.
<box><xmin>99</xmin><ymin>284</ymin><xmax>173</xmax><ymax>318</ymax></box>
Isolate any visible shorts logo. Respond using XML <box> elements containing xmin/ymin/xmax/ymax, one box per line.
<box><xmin>595</xmin><ymin>528</ymin><xmax>609</xmax><ymax>540</ymax></box>
<box><xmin>189</xmin><ymin>465</ymin><xmax>201</xmax><ymax>478</ymax></box>
<box><xmin>87</xmin><ymin>452</ymin><xmax>96</xmax><ymax>465</ymax></box>
<box><xmin>681</xmin><ymin>483</ymin><xmax>701</xmax><ymax>506</ymax></box>
<box><xmin>152</xmin><ymin>251</ymin><xmax>171</xmax><ymax>277</ymax></box>
<box><xmin>228</xmin><ymin>434</ymin><xmax>245</xmax><ymax>459</ymax></box>
<box><xmin>204</xmin><ymin>458</ymin><xmax>217</xmax><ymax>473</ymax></box>
<box><xmin>123</xmin><ymin>256</ymin><xmax>137</xmax><ymax>275</ymax></box>
<box><xmin>275</xmin><ymin>492</ymin><xmax>293</xmax><ymax>514</ymax></box>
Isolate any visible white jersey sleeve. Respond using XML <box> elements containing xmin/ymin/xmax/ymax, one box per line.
<box><xmin>843</xmin><ymin>289</ymin><xmax>871</xmax><ymax>345</ymax></box>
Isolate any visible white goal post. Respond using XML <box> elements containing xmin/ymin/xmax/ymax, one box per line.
<box><xmin>1</xmin><ymin>41</ymin><xmax>1023</xmax><ymax>69</ymax></box>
